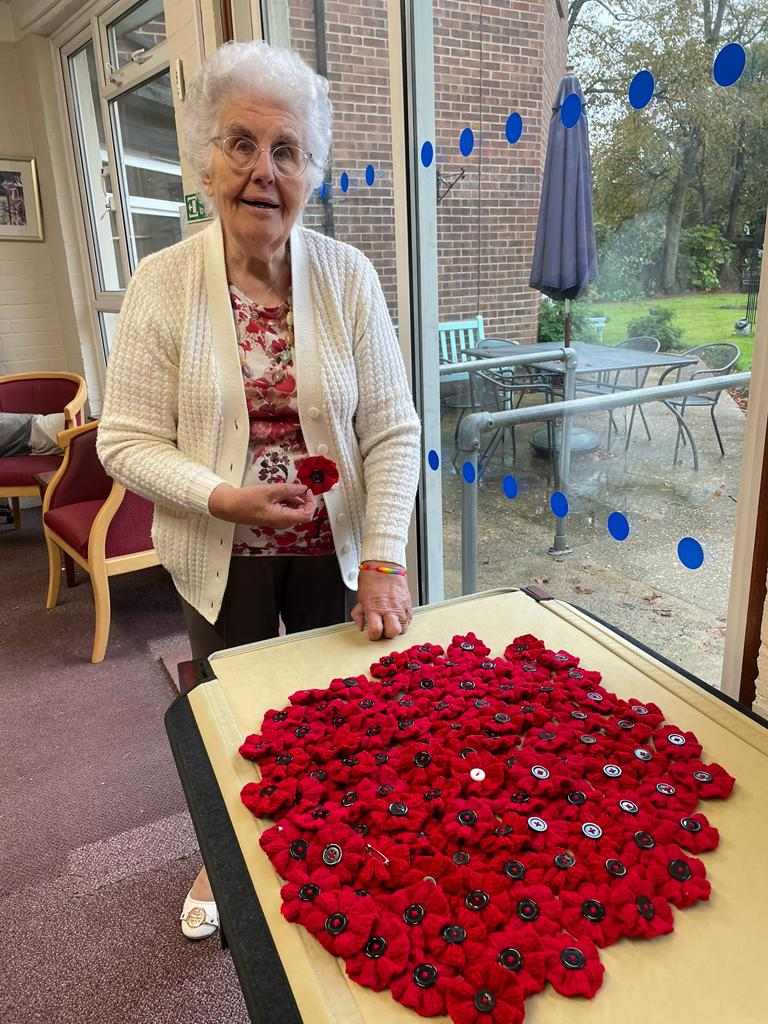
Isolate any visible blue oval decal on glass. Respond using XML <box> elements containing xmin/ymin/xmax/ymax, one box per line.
<box><xmin>628</xmin><ymin>70</ymin><xmax>655</xmax><ymax>109</ymax></box>
<box><xmin>340</xmin><ymin>171</ymin><xmax>349</xmax><ymax>193</ymax></box>
<box><xmin>560</xmin><ymin>94</ymin><xmax>582</xmax><ymax>128</ymax></box>
<box><xmin>678</xmin><ymin>537</ymin><xmax>704</xmax><ymax>570</ymax></box>
<box><xmin>713</xmin><ymin>42</ymin><xmax>746</xmax><ymax>87</ymax></box>
<box><xmin>505</xmin><ymin>113</ymin><xmax>523</xmax><ymax>144</ymax></box>
<box><xmin>607</xmin><ymin>511</ymin><xmax>630</xmax><ymax>541</ymax></box>
<box><xmin>502</xmin><ymin>475</ymin><xmax>518</xmax><ymax>499</ymax></box>
<box><xmin>427</xmin><ymin>449</ymin><xmax>440</xmax><ymax>471</ymax></box>
<box><xmin>421</xmin><ymin>141</ymin><xmax>434</xmax><ymax>167</ymax></box>
<box><xmin>550</xmin><ymin>491</ymin><xmax>569</xmax><ymax>518</ymax></box>
<box><xmin>365</xmin><ymin>164</ymin><xmax>375</xmax><ymax>186</ymax></box>
<box><xmin>459</xmin><ymin>127</ymin><xmax>474</xmax><ymax>157</ymax></box>
<box><xmin>462</xmin><ymin>461</ymin><xmax>476</xmax><ymax>484</ymax></box>
<box><xmin>317</xmin><ymin>181</ymin><xmax>330</xmax><ymax>201</ymax></box>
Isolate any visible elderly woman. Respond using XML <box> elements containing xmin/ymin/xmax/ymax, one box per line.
<box><xmin>97</xmin><ymin>40</ymin><xmax>420</xmax><ymax>939</ymax></box>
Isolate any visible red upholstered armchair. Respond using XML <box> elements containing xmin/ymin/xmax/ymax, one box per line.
<box><xmin>42</xmin><ymin>421</ymin><xmax>159</xmax><ymax>663</ymax></box>
<box><xmin>0</xmin><ymin>372</ymin><xmax>87</xmax><ymax>529</ymax></box>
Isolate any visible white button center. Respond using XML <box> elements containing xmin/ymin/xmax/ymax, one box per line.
<box><xmin>470</xmin><ymin>768</ymin><xmax>486</xmax><ymax>782</ymax></box>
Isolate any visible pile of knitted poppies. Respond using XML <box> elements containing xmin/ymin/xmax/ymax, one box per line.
<box><xmin>239</xmin><ymin>632</ymin><xmax>735</xmax><ymax>1024</ymax></box>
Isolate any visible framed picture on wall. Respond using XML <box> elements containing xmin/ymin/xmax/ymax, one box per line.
<box><xmin>0</xmin><ymin>157</ymin><xmax>43</xmax><ymax>241</ymax></box>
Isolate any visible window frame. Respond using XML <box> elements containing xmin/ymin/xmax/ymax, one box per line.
<box><xmin>97</xmin><ymin>0</ymin><xmax>170</xmax><ymax>95</ymax></box>
<box><xmin>58</xmin><ymin>1</ymin><xmax>180</xmax><ymax>362</ymax></box>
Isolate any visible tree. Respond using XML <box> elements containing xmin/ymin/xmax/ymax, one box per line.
<box><xmin>571</xmin><ymin>1</ymin><xmax>768</xmax><ymax>293</ymax></box>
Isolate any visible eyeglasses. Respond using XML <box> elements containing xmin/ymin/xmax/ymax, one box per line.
<box><xmin>211</xmin><ymin>135</ymin><xmax>313</xmax><ymax>177</ymax></box>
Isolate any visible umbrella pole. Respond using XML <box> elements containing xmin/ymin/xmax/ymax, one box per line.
<box><xmin>550</xmin><ymin>344</ymin><xmax>575</xmax><ymax>557</ymax></box>
<box><xmin>563</xmin><ymin>298</ymin><xmax>572</xmax><ymax>346</ymax></box>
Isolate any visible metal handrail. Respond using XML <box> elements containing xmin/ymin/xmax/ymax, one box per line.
<box><xmin>455</xmin><ymin>371</ymin><xmax>751</xmax><ymax>594</ymax></box>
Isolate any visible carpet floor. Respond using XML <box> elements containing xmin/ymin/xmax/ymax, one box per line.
<box><xmin>1</xmin><ymin>510</ymin><xmax>249</xmax><ymax>1024</ymax></box>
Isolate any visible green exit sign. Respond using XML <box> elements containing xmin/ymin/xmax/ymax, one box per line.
<box><xmin>184</xmin><ymin>193</ymin><xmax>209</xmax><ymax>222</ymax></box>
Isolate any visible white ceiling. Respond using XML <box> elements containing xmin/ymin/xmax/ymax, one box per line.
<box><xmin>7</xmin><ymin>0</ymin><xmax>93</xmax><ymax>38</ymax></box>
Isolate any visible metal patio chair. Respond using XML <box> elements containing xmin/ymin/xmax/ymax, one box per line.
<box><xmin>472</xmin><ymin>368</ymin><xmax>557</xmax><ymax>479</ymax></box>
<box><xmin>657</xmin><ymin>343</ymin><xmax>740</xmax><ymax>465</ymax></box>
<box><xmin>576</xmin><ymin>337</ymin><xmax>660</xmax><ymax>450</ymax></box>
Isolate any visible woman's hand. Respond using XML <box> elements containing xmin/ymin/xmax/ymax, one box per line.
<box><xmin>208</xmin><ymin>482</ymin><xmax>316</xmax><ymax>527</ymax></box>
<box><xmin>351</xmin><ymin>565</ymin><xmax>412</xmax><ymax>641</ymax></box>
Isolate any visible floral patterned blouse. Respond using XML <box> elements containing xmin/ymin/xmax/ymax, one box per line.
<box><xmin>230</xmin><ymin>284</ymin><xmax>335</xmax><ymax>557</ymax></box>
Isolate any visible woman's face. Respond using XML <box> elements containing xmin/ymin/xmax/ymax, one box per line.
<box><xmin>202</xmin><ymin>96</ymin><xmax>311</xmax><ymax>256</ymax></box>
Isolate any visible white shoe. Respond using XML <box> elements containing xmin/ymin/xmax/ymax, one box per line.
<box><xmin>180</xmin><ymin>891</ymin><xmax>219</xmax><ymax>940</ymax></box>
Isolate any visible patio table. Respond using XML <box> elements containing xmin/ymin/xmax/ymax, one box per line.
<box><xmin>472</xmin><ymin>340</ymin><xmax>699</xmax><ymax>461</ymax></box>
<box><xmin>474</xmin><ymin>340</ymin><xmax>698</xmax><ymax>377</ymax></box>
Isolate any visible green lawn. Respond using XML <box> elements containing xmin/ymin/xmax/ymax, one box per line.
<box><xmin>581</xmin><ymin>292</ymin><xmax>753</xmax><ymax>370</ymax></box>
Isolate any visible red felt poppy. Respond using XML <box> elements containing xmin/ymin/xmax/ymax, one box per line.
<box><xmin>558</xmin><ymin>882</ymin><xmax>627</xmax><ymax>947</ymax></box>
<box><xmin>391</xmin><ymin>958</ymin><xmax>456</xmax><ymax>1017</ymax></box>
<box><xmin>646</xmin><ymin>844</ymin><xmax>712</xmax><ymax>909</ymax></box>
<box><xmin>295</xmin><ymin>454</ymin><xmax>339</xmax><ymax>494</ymax></box>
<box><xmin>299</xmin><ymin>887</ymin><xmax>378</xmax><ymax>957</ymax></box>
<box><xmin>345</xmin><ymin>909</ymin><xmax>412</xmax><ymax>991</ymax></box>
<box><xmin>613</xmin><ymin>876</ymin><xmax>675</xmax><ymax>940</ymax></box>
<box><xmin>670</xmin><ymin>760</ymin><xmax>736</xmax><ymax>799</ymax></box>
<box><xmin>445</xmin><ymin>958</ymin><xmax>525</xmax><ymax>1024</ymax></box>
<box><xmin>544</xmin><ymin>933</ymin><xmax>605</xmax><ymax>998</ymax></box>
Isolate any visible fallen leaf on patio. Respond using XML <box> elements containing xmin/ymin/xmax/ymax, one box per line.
<box><xmin>533</xmin><ymin>576</ymin><xmax>550</xmax><ymax>586</ymax></box>
<box><xmin>655</xmin><ymin>608</ymin><xmax>672</xmax><ymax>618</ymax></box>
<box><xmin>573</xmin><ymin>584</ymin><xmax>594</xmax><ymax>595</ymax></box>
<box><xmin>642</xmin><ymin>593</ymin><xmax>662</xmax><ymax>604</ymax></box>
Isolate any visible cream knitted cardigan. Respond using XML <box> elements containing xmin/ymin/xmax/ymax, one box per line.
<box><xmin>97</xmin><ymin>219</ymin><xmax>421</xmax><ymax>623</ymax></box>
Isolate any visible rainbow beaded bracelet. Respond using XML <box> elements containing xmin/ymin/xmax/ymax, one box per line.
<box><xmin>359</xmin><ymin>562</ymin><xmax>407</xmax><ymax>577</ymax></box>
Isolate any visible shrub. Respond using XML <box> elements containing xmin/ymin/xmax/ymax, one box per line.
<box><xmin>679</xmin><ymin>225</ymin><xmax>735</xmax><ymax>292</ymax></box>
<box><xmin>537</xmin><ymin>299</ymin><xmax>598</xmax><ymax>343</ymax></box>
<box><xmin>593</xmin><ymin>214</ymin><xmax>665</xmax><ymax>300</ymax></box>
<box><xmin>626</xmin><ymin>306</ymin><xmax>683</xmax><ymax>351</ymax></box>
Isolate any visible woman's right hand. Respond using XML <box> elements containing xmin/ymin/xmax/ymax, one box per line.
<box><xmin>208</xmin><ymin>482</ymin><xmax>316</xmax><ymax>528</ymax></box>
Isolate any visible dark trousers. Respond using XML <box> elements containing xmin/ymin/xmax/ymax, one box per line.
<box><xmin>180</xmin><ymin>554</ymin><xmax>352</xmax><ymax>661</ymax></box>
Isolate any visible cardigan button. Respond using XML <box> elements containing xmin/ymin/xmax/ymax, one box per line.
<box><xmin>341</xmin><ymin>543</ymin><xmax>350</xmax><ymax>554</ymax></box>
<box><xmin>308</xmin><ymin>406</ymin><xmax>320</xmax><ymax>419</ymax></box>
<box><xmin>317</xmin><ymin>443</ymin><xmax>328</xmax><ymax>455</ymax></box>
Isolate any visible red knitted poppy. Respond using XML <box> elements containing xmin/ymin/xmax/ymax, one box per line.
<box><xmin>295</xmin><ymin>454</ymin><xmax>339</xmax><ymax>494</ymax></box>
<box><xmin>240</xmin><ymin>630</ymin><xmax>734</xmax><ymax>1022</ymax></box>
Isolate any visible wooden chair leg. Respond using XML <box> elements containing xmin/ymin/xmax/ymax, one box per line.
<box><xmin>11</xmin><ymin>496</ymin><xmax>21</xmax><ymax>529</ymax></box>
<box><xmin>45</xmin><ymin>533</ymin><xmax>63</xmax><ymax>609</ymax></box>
<box><xmin>64</xmin><ymin>554</ymin><xmax>76</xmax><ymax>587</ymax></box>
<box><xmin>90</xmin><ymin>561</ymin><xmax>111</xmax><ymax>664</ymax></box>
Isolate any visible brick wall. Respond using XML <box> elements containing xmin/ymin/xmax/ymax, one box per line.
<box><xmin>287</xmin><ymin>0</ymin><xmax>567</xmax><ymax>340</ymax></box>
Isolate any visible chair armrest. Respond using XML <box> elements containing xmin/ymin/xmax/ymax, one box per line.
<box><xmin>690</xmin><ymin>368</ymin><xmax>724</xmax><ymax>381</ymax></box>
<box><xmin>63</xmin><ymin>376</ymin><xmax>88</xmax><ymax>428</ymax></box>
<box><xmin>657</xmin><ymin>365</ymin><xmax>682</xmax><ymax>386</ymax></box>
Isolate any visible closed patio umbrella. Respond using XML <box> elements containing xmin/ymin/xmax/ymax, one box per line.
<box><xmin>530</xmin><ymin>73</ymin><xmax>599</xmax><ymax>548</ymax></box>
<box><xmin>530</xmin><ymin>73</ymin><xmax>598</xmax><ymax>343</ymax></box>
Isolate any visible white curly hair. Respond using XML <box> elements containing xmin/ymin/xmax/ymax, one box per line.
<box><xmin>183</xmin><ymin>40</ymin><xmax>332</xmax><ymax>203</ymax></box>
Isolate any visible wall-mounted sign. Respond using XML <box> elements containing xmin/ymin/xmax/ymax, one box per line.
<box><xmin>184</xmin><ymin>193</ymin><xmax>210</xmax><ymax>222</ymax></box>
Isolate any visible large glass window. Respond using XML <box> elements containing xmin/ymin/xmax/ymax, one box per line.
<box><xmin>267</xmin><ymin>0</ymin><xmax>398</xmax><ymax>326</ymax></box>
<box><xmin>106</xmin><ymin>0</ymin><xmax>167</xmax><ymax>71</ymax></box>
<box><xmin>421</xmin><ymin>1</ymin><xmax>762</xmax><ymax>688</ymax></box>
<box><xmin>67</xmin><ymin>41</ymin><xmax>126</xmax><ymax>291</ymax></box>
<box><xmin>110</xmin><ymin>69</ymin><xmax>183</xmax><ymax>266</ymax></box>
<box><xmin>61</xmin><ymin>1</ymin><xmax>181</xmax><ymax>357</ymax></box>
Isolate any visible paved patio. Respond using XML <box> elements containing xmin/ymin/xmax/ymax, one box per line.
<box><xmin>439</xmin><ymin>368</ymin><xmax>746</xmax><ymax>687</ymax></box>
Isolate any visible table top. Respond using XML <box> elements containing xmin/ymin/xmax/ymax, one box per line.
<box><xmin>475</xmin><ymin>340</ymin><xmax>698</xmax><ymax>375</ymax></box>
<box><xmin>166</xmin><ymin>588</ymin><xmax>768</xmax><ymax>1024</ymax></box>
